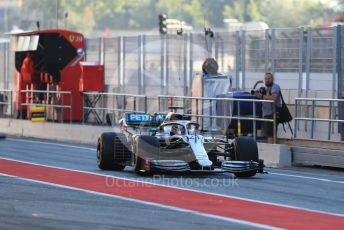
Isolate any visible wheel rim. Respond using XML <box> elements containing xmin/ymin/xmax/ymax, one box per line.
<box><xmin>96</xmin><ymin>142</ymin><xmax>101</xmax><ymax>164</ymax></box>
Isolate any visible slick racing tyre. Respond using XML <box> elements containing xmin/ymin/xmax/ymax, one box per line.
<box><xmin>231</xmin><ymin>136</ymin><xmax>259</xmax><ymax>178</ymax></box>
<box><xmin>97</xmin><ymin>132</ymin><xmax>131</xmax><ymax>170</ymax></box>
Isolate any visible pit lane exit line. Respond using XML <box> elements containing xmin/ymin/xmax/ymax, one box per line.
<box><xmin>0</xmin><ymin>158</ymin><xmax>343</xmax><ymax>230</ymax></box>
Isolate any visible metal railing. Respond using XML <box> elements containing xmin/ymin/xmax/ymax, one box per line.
<box><xmin>82</xmin><ymin>92</ymin><xmax>148</xmax><ymax>125</ymax></box>
<box><xmin>294</xmin><ymin>98</ymin><xmax>344</xmax><ymax>141</ymax></box>
<box><xmin>4</xmin><ymin>86</ymin><xmax>344</xmax><ymax>143</ymax></box>
<box><xmin>157</xmin><ymin>95</ymin><xmax>277</xmax><ymax>143</ymax></box>
<box><xmin>19</xmin><ymin>90</ymin><xmax>73</xmax><ymax>124</ymax></box>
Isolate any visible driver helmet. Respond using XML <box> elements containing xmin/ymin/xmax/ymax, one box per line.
<box><xmin>171</xmin><ymin>125</ymin><xmax>180</xmax><ymax>135</ymax></box>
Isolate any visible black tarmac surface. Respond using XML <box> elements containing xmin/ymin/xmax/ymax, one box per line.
<box><xmin>0</xmin><ymin>137</ymin><xmax>343</xmax><ymax>229</ymax></box>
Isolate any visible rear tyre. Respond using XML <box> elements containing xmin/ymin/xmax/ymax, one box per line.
<box><xmin>97</xmin><ymin>132</ymin><xmax>130</xmax><ymax>171</ymax></box>
<box><xmin>134</xmin><ymin>135</ymin><xmax>159</xmax><ymax>175</ymax></box>
<box><xmin>231</xmin><ymin>136</ymin><xmax>258</xmax><ymax>178</ymax></box>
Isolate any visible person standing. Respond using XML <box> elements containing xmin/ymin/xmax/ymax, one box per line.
<box><xmin>254</xmin><ymin>72</ymin><xmax>281</xmax><ymax>144</ymax></box>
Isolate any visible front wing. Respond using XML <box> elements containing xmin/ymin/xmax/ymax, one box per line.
<box><xmin>149</xmin><ymin>159</ymin><xmax>265</xmax><ymax>174</ymax></box>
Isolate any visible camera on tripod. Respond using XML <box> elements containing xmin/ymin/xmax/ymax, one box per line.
<box><xmin>251</xmin><ymin>86</ymin><xmax>267</xmax><ymax>96</ymax></box>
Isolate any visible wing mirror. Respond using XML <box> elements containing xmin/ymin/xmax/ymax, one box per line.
<box><xmin>71</xmin><ymin>48</ymin><xmax>85</xmax><ymax>66</ymax></box>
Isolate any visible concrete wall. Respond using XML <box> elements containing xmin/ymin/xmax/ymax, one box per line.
<box><xmin>0</xmin><ymin>118</ymin><xmax>114</xmax><ymax>145</ymax></box>
<box><xmin>258</xmin><ymin>143</ymin><xmax>291</xmax><ymax>168</ymax></box>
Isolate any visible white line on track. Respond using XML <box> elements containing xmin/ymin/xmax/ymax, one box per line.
<box><xmin>269</xmin><ymin>172</ymin><xmax>344</xmax><ymax>184</ymax></box>
<box><xmin>1</xmin><ymin>156</ymin><xmax>343</xmax><ymax>218</ymax></box>
<box><xmin>0</xmin><ymin>172</ymin><xmax>281</xmax><ymax>230</ymax></box>
<box><xmin>6</xmin><ymin>137</ymin><xmax>95</xmax><ymax>152</ymax></box>
<box><xmin>5</xmin><ymin>137</ymin><xmax>344</xmax><ymax>185</ymax></box>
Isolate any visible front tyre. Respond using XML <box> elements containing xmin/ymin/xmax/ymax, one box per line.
<box><xmin>97</xmin><ymin>132</ymin><xmax>127</xmax><ymax>171</ymax></box>
<box><xmin>231</xmin><ymin>136</ymin><xmax>259</xmax><ymax>178</ymax></box>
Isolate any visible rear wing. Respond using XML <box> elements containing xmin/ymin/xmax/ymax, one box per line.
<box><xmin>121</xmin><ymin>113</ymin><xmax>166</xmax><ymax>127</ymax></box>
<box><xmin>10</xmin><ymin>30</ymin><xmax>83</xmax><ymax>81</ymax></box>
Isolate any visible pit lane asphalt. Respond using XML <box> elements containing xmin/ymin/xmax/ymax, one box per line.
<box><xmin>0</xmin><ymin>136</ymin><xmax>343</xmax><ymax>229</ymax></box>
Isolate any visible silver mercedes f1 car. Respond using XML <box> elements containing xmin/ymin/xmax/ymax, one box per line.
<box><xmin>97</xmin><ymin>112</ymin><xmax>264</xmax><ymax>177</ymax></box>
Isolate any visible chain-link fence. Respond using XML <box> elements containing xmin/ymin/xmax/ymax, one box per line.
<box><xmin>0</xmin><ymin>26</ymin><xmax>342</xmax><ymax>105</ymax></box>
<box><xmin>215</xmin><ymin>32</ymin><xmax>238</xmax><ymax>88</ymax></box>
<box><xmin>270</xmin><ymin>28</ymin><xmax>303</xmax><ymax>103</ymax></box>
<box><xmin>0</xmin><ymin>41</ymin><xmax>9</xmax><ymax>89</ymax></box>
<box><xmin>0</xmin><ymin>42</ymin><xmax>6</xmax><ymax>89</ymax></box>
<box><xmin>103</xmin><ymin>37</ymin><xmax>120</xmax><ymax>87</ymax></box>
<box><xmin>85</xmin><ymin>38</ymin><xmax>101</xmax><ymax>63</ymax></box>
<box><xmin>242</xmin><ymin>29</ymin><xmax>266</xmax><ymax>92</ymax></box>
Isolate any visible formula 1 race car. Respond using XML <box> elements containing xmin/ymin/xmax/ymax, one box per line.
<box><xmin>96</xmin><ymin>112</ymin><xmax>265</xmax><ymax>177</ymax></box>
